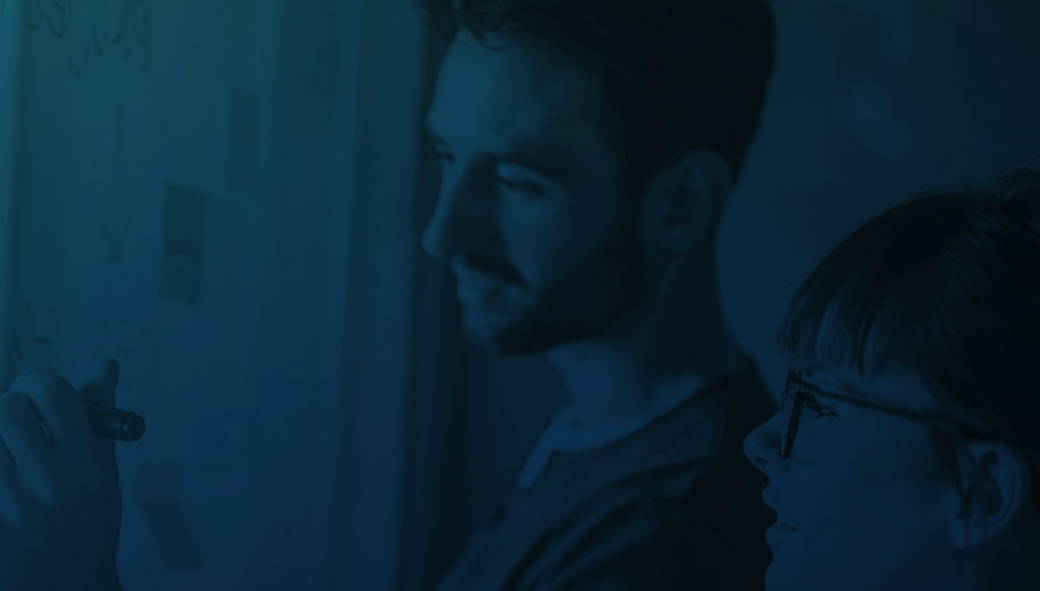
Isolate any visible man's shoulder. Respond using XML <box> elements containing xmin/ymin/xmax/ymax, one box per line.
<box><xmin>545</xmin><ymin>359</ymin><xmax>776</xmax><ymax>542</ymax></box>
<box><xmin>521</xmin><ymin>447</ymin><xmax>771</xmax><ymax>591</ymax></box>
<box><xmin>438</xmin><ymin>361</ymin><xmax>776</xmax><ymax>591</ymax></box>
<box><xmin>523</xmin><ymin>373</ymin><xmax>774</xmax><ymax>589</ymax></box>
<box><xmin>589</xmin><ymin>357</ymin><xmax>776</xmax><ymax>483</ymax></box>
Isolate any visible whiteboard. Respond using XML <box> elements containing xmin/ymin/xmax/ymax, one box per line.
<box><xmin>0</xmin><ymin>0</ymin><xmax>428</xmax><ymax>588</ymax></box>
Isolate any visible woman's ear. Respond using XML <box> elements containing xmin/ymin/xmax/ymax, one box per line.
<box><xmin>639</xmin><ymin>149</ymin><xmax>733</xmax><ymax>252</ymax></box>
<box><xmin>946</xmin><ymin>441</ymin><xmax>1033</xmax><ymax>550</ymax></box>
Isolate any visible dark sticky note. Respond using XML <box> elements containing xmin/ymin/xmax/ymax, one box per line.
<box><xmin>134</xmin><ymin>462</ymin><xmax>205</xmax><ymax>570</ymax></box>
<box><xmin>158</xmin><ymin>185</ymin><xmax>207</xmax><ymax>305</ymax></box>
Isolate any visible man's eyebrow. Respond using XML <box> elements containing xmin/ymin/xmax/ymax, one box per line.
<box><xmin>420</xmin><ymin>117</ymin><xmax>569</xmax><ymax>183</ymax></box>
<box><xmin>492</xmin><ymin>153</ymin><xmax>569</xmax><ymax>183</ymax></box>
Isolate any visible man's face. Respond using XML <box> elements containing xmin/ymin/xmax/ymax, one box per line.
<box><xmin>422</xmin><ymin>32</ymin><xmax>645</xmax><ymax>355</ymax></box>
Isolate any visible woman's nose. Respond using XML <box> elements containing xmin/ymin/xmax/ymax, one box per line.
<box><xmin>744</xmin><ymin>412</ymin><xmax>787</xmax><ymax>475</ymax></box>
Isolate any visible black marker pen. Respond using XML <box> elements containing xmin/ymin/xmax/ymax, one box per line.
<box><xmin>0</xmin><ymin>385</ymin><xmax>145</xmax><ymax>441</ymax></box>
<box><xmin>85</xmin><ymin>403</ymin><xmax>146</xmax><ymax>441</ymax></box>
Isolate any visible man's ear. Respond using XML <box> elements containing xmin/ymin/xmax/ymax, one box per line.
<box><xmin>946</xmin><ymin>441</ymin><xmax>1034</xmax><ymax>550</ymax></box>
<box><xmin>639</xmin><ymin>149</ymin><xmax>733</xmax><ymax>252</ymax></box>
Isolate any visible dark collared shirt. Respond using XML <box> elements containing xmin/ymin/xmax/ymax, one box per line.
<box><xmin>436</xmin><ymin>359</ymin><xmax>777</xmax><ymax>591</ymax></box>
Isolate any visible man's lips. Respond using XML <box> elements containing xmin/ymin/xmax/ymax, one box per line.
<box><xmin>451</xmin><ymin>256</ymin><xmax>524</xmax><ymax>286</ymax></box>
<box><xmin>451</xmin><ymin>260</ymin><xmax>523</xmax><ymax>303</ymax></box>
<box><xmin>456</xmin><ymin>277</ymin><xmax>504</xmax><ymax>303</ymax></box>
<box><xmin>454</xmin><ymin>271</ymin><xmax>501</xmax><ymax>290</ymax></box>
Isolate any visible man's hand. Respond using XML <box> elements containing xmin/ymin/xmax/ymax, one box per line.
<box><xmin>0</xmin><ymin>359</ymin><xmax>124</xmax><ymax>591</ymax></box>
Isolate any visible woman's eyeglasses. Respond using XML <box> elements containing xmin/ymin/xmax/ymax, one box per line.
<box><xmin>779</xmin><ymin>372</ymin><xmax>974</xmax><ymax>459</ymax></box>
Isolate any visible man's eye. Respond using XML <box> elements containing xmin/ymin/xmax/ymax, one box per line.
<box><xmin>495</xmin><ymin>175</ymin><xmax>546</xmax><ymax>196</ymax></box>
<box><xmin>495</xmin><ymin>175</ymin><xmax>521</xmax><ymax>189</ymax></box>
<box><xmin>434</xmin><ymin>150</ymin><xmax>453</xmax><ymax>163</ymax></box>
<box><xmin>803</xmin><ymin>395</ymin><xmax>836</xmax><ymax>418</ymax></box>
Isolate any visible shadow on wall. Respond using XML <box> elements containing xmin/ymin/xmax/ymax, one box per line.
<box><xmin>719</xmin><ymin>0</ymin><xmax>1040</xmax><ymax>397</ymax></box>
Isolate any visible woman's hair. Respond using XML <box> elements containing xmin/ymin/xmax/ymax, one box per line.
<box><xmin>778</xmin><ymin>167</ymin><xmax>1040</xmax><ymax>507</ymax></box>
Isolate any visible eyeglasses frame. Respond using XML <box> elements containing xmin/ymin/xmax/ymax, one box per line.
<box><xmin>779</xmin><ymin>372</ymin><xmax>976</xmax><ymax>459</ymax></box>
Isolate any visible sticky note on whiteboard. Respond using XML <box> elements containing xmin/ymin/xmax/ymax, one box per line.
<box><xmin>134</xmin><ymin>462</ymin><xmax>204</xmax><ymax>570</ymax></box>
<box><xmin>159</xmin><ymin>185</ymin><xmax>207</xmax><ymax>305</ymax></box>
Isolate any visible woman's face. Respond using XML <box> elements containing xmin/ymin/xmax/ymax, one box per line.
<box><xmin>744</xmin><ymin>365</ymin><xmax>963</xmax><ymax>591</ymax></box>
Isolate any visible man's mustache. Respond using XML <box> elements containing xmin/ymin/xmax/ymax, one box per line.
<box><xmin>451</xmin><ymin>255</ymin><xmax>525</xmax><ymax>286</ymax></box>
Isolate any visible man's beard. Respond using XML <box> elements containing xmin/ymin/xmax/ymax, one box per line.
<box><xmin>461</xmin><ymin>214</ymin><xmax>646</xmax><ymax>356</ymax></box>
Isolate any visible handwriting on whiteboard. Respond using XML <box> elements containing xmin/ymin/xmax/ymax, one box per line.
<box><xmin>1</xmin><ymin>0</ymin><xmax>152</xmax><ymax>76</ymax></box>
<box><xmin>11</xmin><ymin>301</ymin><xmax>158</xmax><ymax>398</ymax></box>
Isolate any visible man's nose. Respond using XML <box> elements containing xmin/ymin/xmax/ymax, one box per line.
<box><xmin>744</xmin><ymin>412</ymin><xmax>787</xmax><ymax>475</ymax></box>
<box><xmin>421</xmin><ymin>171</ymin><xmax>496</xmax><ymax>262</ymax></box>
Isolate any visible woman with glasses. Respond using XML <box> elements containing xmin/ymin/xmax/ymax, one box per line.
<box><xmin>744</xmin><ymin>168</ymin><xmax>1040</xmax><ymax>591</ymax></box>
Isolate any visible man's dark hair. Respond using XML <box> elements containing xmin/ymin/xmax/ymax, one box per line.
<box><xmin>417</xmin><ymin>0</ymin><xmax>776</xmax><ymax>196</ymax></box>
